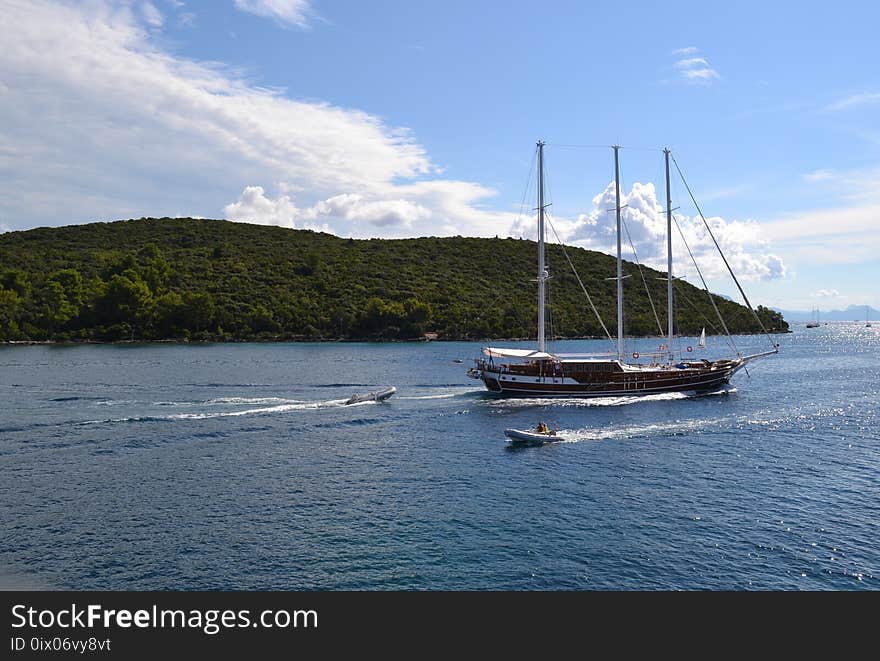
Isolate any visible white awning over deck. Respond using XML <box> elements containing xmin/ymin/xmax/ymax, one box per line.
<box><xmin>482</xmin><ymin>347</ymin><xmax>556</xmax><ymax>360</ymax></box>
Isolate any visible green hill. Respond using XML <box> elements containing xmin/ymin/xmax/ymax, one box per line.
<box><xmin>0</xmin><ymin>217</ymin><xmax>787</xmax><ymax>342</ymax></box>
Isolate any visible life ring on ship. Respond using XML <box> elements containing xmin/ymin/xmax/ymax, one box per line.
<box><xmin>687</xmin><ymin>346</ymin><xmax>693</xmax><ymax>352</ymax></box>
<box><xmin>632</xmin><ymin>351</ymin><xmax>639</xmax><ymax>359</ymax></box>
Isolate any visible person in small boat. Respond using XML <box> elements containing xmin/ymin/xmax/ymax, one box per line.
<box><xmin>535</xmin><ymin>421</ymin><xmax>549</xmax><ymax>434</ymax></box>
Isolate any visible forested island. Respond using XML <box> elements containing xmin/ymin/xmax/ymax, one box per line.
<box><xmin>0</xmin><ymin>217</ymin><xmax>787</xmax><ymax>342</ymax></box>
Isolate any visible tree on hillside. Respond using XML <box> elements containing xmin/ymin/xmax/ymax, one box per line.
<box><xmin>0</xmin><ymin>218</ymin><xmax>790</xmax><ymax>342</ymax></box>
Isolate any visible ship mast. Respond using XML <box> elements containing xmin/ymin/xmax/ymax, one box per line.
<box><xmin>664</xmin><ymin>148</ymin><xmax>674</xmax><ymax>363</ymax></box>
<box><xmin>613</xmin><ymin>145</ymin><xmax>623</xmax><ymax>362</ymax></box>
<box><xmin>537</xmin><ymin>140</ymin><xmax>546</xmax><ymax>353</ymax></box>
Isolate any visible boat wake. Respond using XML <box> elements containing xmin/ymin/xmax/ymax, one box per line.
<box><xmin>149</xmin><ymin>396</ymin><xmax>301</xmax><ymax>407</ymax></box>
<box><xmin>398</xmin><ymin>387</ymin><xmax>482</xmax><ymax>401</ymax></box>
<box><xmin>504</xmin><ymin>414</ymin><xmax>738</xmax><ymax>448</ymax></box>
<box><xmin>204</xmin><ymin>396</ymin><xmax>300</xmax><ymax>406</ymax></box>
<box><xmin>165</xmin><ymin>399</ymin><xmax>351</xmax><ymax>419</ymax></box>
<box><xmin>75</xmin><ymin>396</ymin><xmax>379</xmax><ymax>426</ymax></box>
<box><xmin>484</xmin><ymin>386</ymin><xmax>735</xmax><ymax>410</ymax></box>
<box><xmin>556</xmin><ymin>417</ymin><xmax>727</xmax><ymax>444</ymax></box>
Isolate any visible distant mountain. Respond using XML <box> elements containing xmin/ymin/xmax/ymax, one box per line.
<box><xmin>774</xmin><ymin>305</ymin><xmax>879</xmax><ymax>322</ymax></box>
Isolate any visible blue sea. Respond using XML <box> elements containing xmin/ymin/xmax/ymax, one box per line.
<box><xmin>1</xmin><ymin>325</ymin><xmax>877</xmax><ymax>590</ymax></box>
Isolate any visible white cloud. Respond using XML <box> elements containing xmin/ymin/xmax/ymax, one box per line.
<box><xmin>518</xmin><ymin>180</ymin><xmax>787</xmax><ymax>282</ymax></box>
<box><xmin>224</xmin><ymin>186</ymin><xmax>299</xmax><ymax>227</ymax></box>
<box><xmin>233</xmin><ymin>0</ymin><xmax>313</xmax><ymax>28</ymax></box>
<box><xmin>176</xmin><ymin>11</ymin><xmax>195</xmax><ymax>28</ymax></box>
<box><xmin>672</xmin><ymin>48</ymin><xmax>720</xmax><ymax>84</ymax></box>
<box><xmin>760</xmin><ymin>201</ymin><xmax>880</xmax><ymax>265</ymax></box>
<box><xmin>224</xmin><ymin>187</ymin><xmax>432</xmax><ymax>230</ymax></box>
<box><xmin>0</xmin><ymin>0</ymin><xmax>794</xmax><ymax>279</ymax></box>
<box><xmin>140</xmin><ymin>1</ymin><xmax>163</xmax><ymax>27</ymax></box>
<box><xmin>1</xmin><ymin>0</ymin><xmax>517</xmax><ymax>236</ymax></box>
<box><xmin>674</xmin><ymin>57</ymin><xmax>710</xmax><ymax>69</ymax></box>
<box><xmin>797</xmin><ymin>165</ymin><xmax>880</xmax><ymax>204</ymax></box>
<box><xmin>803</xmin><ymin>169</ymin><xmax>835</xmax><ymax>182</ymax></box>
<box><xmin>311</xmin><ymin>194</ymin><xmax>431</xmax><ymax>228</ymax></box>
<box><xmin>694</xmin><ymin>184</ymin><xmax>752</xmax><ymax>202</ymax></box>
<box><xmin>826</xmin><ymin>91</ymin><xmax>880</xmax><ymax>111</ymax></box>
<box><xmin>682</xmin><ymin>68</ymin><xmax>720</xmax><ymax>82</ymax></box>
<box><xmin>224</xmin><ymin>179</ymin><xmax>514</xmax><ymax>238</ymax></box>
<box><xmin>813</xmin><ymin>289</ymin><xmax>840</xmax><ymax>298</ymax></box>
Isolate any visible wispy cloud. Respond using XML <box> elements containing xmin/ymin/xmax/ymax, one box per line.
<box><xmin>141</xmin><ymin>1</ymin><xmax>163</xmax><ymax>28</ymax></box>
<box><xmin>813</xmin><ymin>289</ymin><xmax>840</xmax><ymax>298</ymax></box>
<box><xmin>0</xmin><ymin>0</ymin><xmax>816</xmax><ymax>283</ymax></box>
<box><xmin>675</xmin><ymin>57</ymin><xmax>710</xmax><ymax>69</ymax></box>
<box><xmin>176</xmin><ymin>11</ymin><xmax>196</xmax><ymax>28</ymax></box>
<box><xmin>0</xmin><ymin>0</ymin><xmax>515</xmax><ymax>238</ymax></box>
<box><xmin>803</xmin><ymin>169</ymin><xmax>835</xmax><ymax>182</ymax></box>
<box><xmin>826</xmin><ymin>91</ymin><xmax>880</xmax><ymax>111</ymax></box>
<box><xmin>672</xmin><ymin>48</ymin><xmax>720</xmax><ymax>84</ymax></box>
<box><xmin>693</xmin><ymin>184</ymin><xmax>751</xmax><ymax>202</ymax></box>
<box><xmin>761</xmin><ymin>202</ymin><xmax>880</xmax><ymax>265</ymax></box>
<box><xmin>798</xmin><ymin>165</ymin><xmax>880</xmax><ymax>201</ymax></box>
<box><xmin>233</xmin><ymin>0</ymin><xmax>314</xmax><ymax>29</ymax></box>
<box><xmin>761</xmin><ymin>165</ymin><xmax>880</xmax><ymax>269</ymax></box>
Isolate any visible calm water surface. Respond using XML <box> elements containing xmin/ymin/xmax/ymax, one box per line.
<box><xmin>1</xmin><ymin>326</ymin><xmax>877</xmax><ymax>590</ymax></box>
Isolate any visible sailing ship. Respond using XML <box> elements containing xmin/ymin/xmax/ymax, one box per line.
<box><xmin>867</xmin><ymin>305</ymin><xmax>872</xmax><ymax>328</ymax></box>
<box><xmin>467</xmin><ymin>142</ymin><xmax>777</xmax><ymax>397</ymax></box>
<box><xmin>806</xmin><ymin>308</ymin><xmax>820</xmax><ymax>328</ymax></box>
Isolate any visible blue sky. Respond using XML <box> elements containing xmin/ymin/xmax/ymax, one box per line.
<box><xmin>2</xmin><ymin>0</ymin><xmax>879</xmax><ymax>312</ymax></box>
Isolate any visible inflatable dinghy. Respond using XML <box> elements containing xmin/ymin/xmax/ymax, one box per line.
<box><xmin>344</xmin><ymin>386</ymin><xmax>396</xmax><ymax>406</ymax></box>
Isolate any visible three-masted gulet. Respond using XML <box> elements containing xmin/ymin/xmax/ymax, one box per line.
<box><xmin>467</xmin><ymin>141</ymin><xmax>778</xmax><ymax>397</ymax></box>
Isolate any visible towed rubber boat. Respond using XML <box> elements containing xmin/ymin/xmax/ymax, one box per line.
<box><xmin>344</xmin><ymin>386</ymin><xmax>396</xmax><ymax>406</ymax></box>
<box><xmin>504</xmin><ymin>428</ymin><xmax>566</xmax><ymax>446</ymax></box>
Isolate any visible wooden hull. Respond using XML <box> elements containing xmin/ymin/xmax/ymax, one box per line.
<box><xmin>477</xmin><ymin>362</ymin><xmax>738</xmax><ymax>398</ymax></box>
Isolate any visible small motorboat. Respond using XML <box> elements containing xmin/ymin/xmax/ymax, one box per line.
<box><xmin>504</xmin><ymin>427</ymin><xmax>565</xmax><ymax>446</ymax></box>
<box><xmin>343</xmin><ymin>386</ymin><xmax>396</xmax><ymax>406</ymax></box>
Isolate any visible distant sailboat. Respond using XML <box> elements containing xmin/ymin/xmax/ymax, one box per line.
<box><xmin>698</xmin><ymin>327</ymin><xmax>706</xmax><ymax>349</ymax></box>
<box><xmin>867</xmin><ymin>305</ymin><xmax>872</xmax><ymax>328</ymax></box>
<box><xmin>806</xmin><ymin>308</ymin><xmax>820</xmax><ymax>328</ymax></box>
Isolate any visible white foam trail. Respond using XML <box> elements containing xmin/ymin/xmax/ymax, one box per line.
<box><xmin>400</xmin><ymin>393</ymin><xmax>458</xmax><ymax>400</ymax></box>
<box><xmin>400</xmin><ymin>386</ymin><xmax>482</xmax><ymax>400</ymax></box>
<box><xmin>149</xmin><ymin>396</ymin><xmax>303</xmax><ymax>407</ymax></box>
<box><xmin>559</xmin><ymin>417</ymin><xmax>720</xmax><ymax>443</ymax></box>
<box><xmin>337</xmin><ymin>398</ymin><xmax>380</xmax><ymax>408</ymax></box>
<box><xmin>80</xmin><ymin>397</ymin><xmax>361</xmax><ymax>425</ymax></box>
<box><xmin>205</xmin><ymin>397</ymin><xmax>302</xmax><ymax>406</ymax></box>
<box><xmin>486</xmin><ymin>387</ymin><xmax>734</xmax><ymax>409</ymax></box>
<box><xmin>170</xmin><ymin>398</ymin><xmax>354</xmax><ymax>419</ymax></box>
